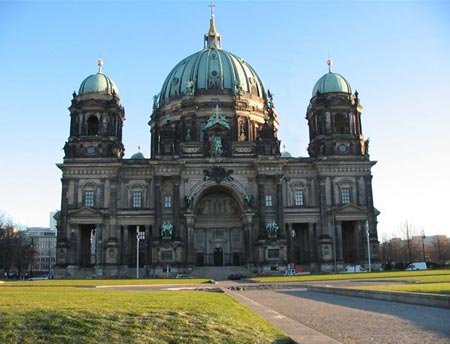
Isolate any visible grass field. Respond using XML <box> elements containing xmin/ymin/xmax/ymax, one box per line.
<box><xmin>250</xmin><ymin>269</ymin><xmax>450</xmax><ymax>295</ymax></box>
<box><xmin>0</xmin><ymin>280</ymin><xmax>290</xmax><ymax>344</ymax></box>
<box><xmin>1</xmin><ymin>278</ymin><xmax>210</xmax><ymax>287</ymax></box>
<box><xmin>250</xmin><ymin>269</ymin><xmax>450</xmax><ymax>283</ymax></box>
<box><xmin>361</xmin><ymin>283</ymin><xmax>450</xmax><ymax>295</ymax></box>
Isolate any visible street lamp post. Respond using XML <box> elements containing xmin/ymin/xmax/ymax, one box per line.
<box><xmin>136</xmin><ymin>226</ymin><xmax>145</xmax><ymax>279</ymax></box>
<box><xmin>421</xmin><ymin>232</ymin><xmax>426</xmax><ymax>262</ymax></box>
<box><xmin>29</xmin><ymin>237</ymin><xmax>34</xmax><ymax>278</ymax></box>
<box><xmin>365</xmin><ymin>220</ymin><xmax>372</xmax><ymax>272</ymax></box>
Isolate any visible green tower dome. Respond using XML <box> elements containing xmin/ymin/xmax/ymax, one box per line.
<box><xmin>312</xmin><ymin>60</ymin><xmax>351</xmax><ymax>96</ymax></box>
<box><xmin>130</xmin><ymin>151</ymin><xmax>145</xmax><ymax>160</ymax></box>
<box><xmin>158</xmin><ymin>15</ymin><xmax>266</xmax><ymax>107</ymax></box>
<box><xmin>78</xmin><ymin>60</ymin><xmax>119</xmax><ymax>96</ymax></box>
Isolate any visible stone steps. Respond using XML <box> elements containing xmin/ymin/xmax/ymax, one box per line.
<box><xmin>190</xmin><ymin>266</ymin><xmax>252</xmax><ymax>281</ymax></box>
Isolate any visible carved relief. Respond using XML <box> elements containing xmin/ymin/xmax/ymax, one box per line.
<box><xmin>196</xmin><ymin>193</ymin><xmax>239</xmax><ymax>216</ymax></box>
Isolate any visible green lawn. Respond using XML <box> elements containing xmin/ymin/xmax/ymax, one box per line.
<box><xmin>0</xmin><ymin>281</ymin><xmax>290</xmax><ymax>344</ymax></box>
<box><xmin>1</xmin><ymin>278</ymin><xmax>210</xmax><ymax>288</ymax></box>
<box><xmin>250</xmin><ymin>269</ymin><xmax>450</xmax><ymax>283</ymax></box>
<box><xmin>251</xmin><ymin>270</ymin><xmax>450</xmax><ymax>296</ymax></box>
<box><xmin>361</xmin><ymin>283</ymin><xmax>450</xmax><ymax>295</ymax></box>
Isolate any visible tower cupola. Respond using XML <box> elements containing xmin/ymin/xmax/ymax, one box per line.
<box><xmin>312</xmin><ymin>60</ymin><xmax>352</xmax><ymax>96</ymax></box>
<box><xmin>63</xmin><ymin>60</ymin><xmax>125</xmax><ymax>159</ymax></box>
<box><xmin>306</xmin><ymin>60</ymin><xmax>368</xmax><ymax>158</ymax></box>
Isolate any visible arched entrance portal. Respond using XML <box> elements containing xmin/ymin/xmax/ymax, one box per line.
<box><xmin>194</xmin><ymin>190</ymin><xmax>245</xmax><ymax>266</ymax></box>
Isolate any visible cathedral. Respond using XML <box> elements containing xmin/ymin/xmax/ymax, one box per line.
<box><xmin>55</xmin><ymin>11</ymin><xmax>380</xmax><ymax>278</ymax></box>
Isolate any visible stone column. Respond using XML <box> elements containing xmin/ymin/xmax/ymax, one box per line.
<box><xmin>123</xmin><ymin>226</ymin><xmax>129</xmax><ymax>266</ymax></box>
<box><xmin>185</xmin><ymin>214</ymin><xmax>195</xmax><ymax>265</ymax></box>
<box><xmin>355</xmin><ymin>221</ymin><xmax>362</xmax><ymax>261</ymax></box>
<box><xmin>257</xmin><ymin>175</ymin><xmax>265</xmax><ymax>238</ymax></box>
<box><xmin>287</xmin><ymin>223</ymin><xmax>294</xmax><ymax>264</ymax></box>
<box><xmin>244</xmin><ymin>213</ymin><xmax>255</xmax><ymax>263</ymax></box>
<box><xmin>276</xmin><ymin>176</ymin><xmax>285</xmax><ymax>237</ymax></box>
<box><xmin>145</xmin><ymin>225</ymin><xmax>152</xmax><ymax>266</ymax></box>
<box><xmin>154</xmin><ymin>177</ymin><xmax>162</xmax><ymax>240</ymax></box>
<box><xmin>365</xmin><ymin>175</ymin><xmax>379</xmax><ymax>259</ymax></box>
<box><xmin>308</xmin><ymin>223</ymin><xmax>316</xmax><ymax>262</ymax></box>
<box><xmin>68</xmin><ymin>224</ymin><xmax>78</xmax><ymax>265</ymax></box>
<box><xmin>58</xmin><ymin>178</ymin><xmax>69</xmax><ymax>242</ymax></box>
<box><xmin>173</xmin><ymin>176</ymin><xmax>181</xmax><ymax>239</ymax></box>
<box><xmin>318</xmin><ymin>176</ymin><xmax>330</xmax><ymax>237</ymax></box>
<box><xmin>95</xmin><ymin>224</ymin><xmax>103</xmax><ymax>265</ymax></box>
<box><xmin>335</xmin><ymin>220</ymin><xmax>343</xmax><ymax>261</ymax></box>
<box><xmin>365</xmin><ymin>175</ymin><xmax>375</xmax><ymax>231</ymax></box>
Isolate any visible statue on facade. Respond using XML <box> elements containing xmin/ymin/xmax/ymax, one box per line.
<box><xmin>213</xmin><ymin>135</ymin><xmax>223</xmax><ymax>157</ymax></box>
<box><xmin>266</xmin><ymin>220</ymin><xmax>279</xmax><ymax>237</ymax></box>
<box><xmin>234</xmin><ymin>80</ymin><xmax>244</xmax><ymax>96</ymax></box>
<box><xmin>243</xmin><ymin>194</ymin><xmax>253</xmax><ymax>206</ymax></box>
<box><xmin>203</xmin><ymin>166</ymin><xmax>234</xmax><ymax>183</ymax></box>
<box><xmin>161</xmin><ymin>222</ymin><xmax>173</xmax><ymax>239</ymax></box>
<box><xmin>153</xmin><ymin>93</ymin><xmax>159</xmax><ymax>110</ymax></box>
<box><xmin>185</xmin><ymin>127</ymin><xmax>192</xmax><ymax>141</ymax></box>
<box><xmin>185</xmin><ymin>80</ymin><xmax>195</xmax><ymax>97</ymax></box>
<box><xmin>364</xmin><ymin>138</ymin><xmax>370</xmax><ymax>155</ymax></box>
<box><xmin>184</xmin><ymin>195</ymin><xmax>194</xmax><ymax>209</ymax></box>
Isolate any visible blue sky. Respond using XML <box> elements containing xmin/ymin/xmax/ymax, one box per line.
<box><xmin>0</xmin><ymin>0</ymin><xmax>449</xmax><ymax>240</ymax></box>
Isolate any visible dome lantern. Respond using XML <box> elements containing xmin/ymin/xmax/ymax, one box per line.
<box><xmin>204</xmin><ymin>2</ymin><xmax>221</xmax><ymax>49</ymax></box>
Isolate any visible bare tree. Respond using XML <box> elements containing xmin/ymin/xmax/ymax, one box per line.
<box><xmin>0</xmin><ymin>211</ymin><xmax>36</xmax><ymax>278</ymax></box>
<box><xmin>399</xmin><ymin>220</ymin><xmax>418</xmax><ymax>263</ymax></box>
<box><xmin>427</xmin><ymin>236</ymin><xmax>450</xmax><ymax>267</ymax></box>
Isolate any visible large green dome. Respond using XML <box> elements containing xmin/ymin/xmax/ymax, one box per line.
<box><xmin>78</xmin><ymin>60</ymin><xmax>119</xmax><ymax>96</ymax></box>
<box><xmin>158</xmin><ymin>17</ymin><xmax>266</xmax><ymax>107</ymax></box>
<box><xmin>312</xmin><ymin>61</ymin><xmax>351</xmax><ymax>96</ymax></box>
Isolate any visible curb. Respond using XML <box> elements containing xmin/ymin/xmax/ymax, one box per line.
<box><xmin>306</xmin><ymin>285</ymin><xmax>450</xmax><ymax>309</ymax></box>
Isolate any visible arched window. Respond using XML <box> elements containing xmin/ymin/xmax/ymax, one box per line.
<box><xmin>335</xmin><ymin>113</ymin><xmax>346</xmax><ymax>134</ymax></box>
<box><xmin>87</xmin><ymin>116</ymin><xmax>99</xmax><ymax>135</ymax></box>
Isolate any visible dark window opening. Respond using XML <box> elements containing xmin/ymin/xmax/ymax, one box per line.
<box><xmin>87</xmin><ymin>116</ymin><xmax>99</xmax><ymax>135</ymax></box>
<box><xmin>335</xmin><ymin>113</ymin><xmax>346</xmax><ymax>134</ymax></box>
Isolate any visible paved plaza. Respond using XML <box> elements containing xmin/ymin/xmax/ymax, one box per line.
<box><xmin>223</xmin><ymin>282</ymin><xmax>450</xmax><ymax>344</ymax></box>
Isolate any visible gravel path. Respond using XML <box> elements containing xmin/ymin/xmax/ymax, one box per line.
<box><xmin>240</xmin><ymin>288</ymin><xmax>450</xmax><ymax>344</ymax></box>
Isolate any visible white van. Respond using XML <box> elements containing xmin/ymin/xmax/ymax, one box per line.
<box><xmin>405</xmin><ymin>262</ymin><xmax>427</xmax><ymax>270</ymax></box>
<box><xmin>341</xmin><ymin>265</ymin><xmax>367</xmax><ymax>273</ymax></box>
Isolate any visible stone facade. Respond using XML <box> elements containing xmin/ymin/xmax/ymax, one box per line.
<box><xmin>55</xmin><ymin>16</ymin><xmax>380</xmax><ymax>278</ymax></box>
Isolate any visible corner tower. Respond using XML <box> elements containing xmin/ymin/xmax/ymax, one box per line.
<box><xmin>63</xmin><ymin>60</ymin><xmax>125</xmax><ymax>159</ymax></box>
<box><xmin>306</xmin><ymin>60</ymin><xmax>368</xmax><ymax>158</ymax></box>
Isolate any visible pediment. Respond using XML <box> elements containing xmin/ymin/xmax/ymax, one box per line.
<box><xmin>335</xmin><ymin>203</ymin><xmax>367</xmax><ymax>214</ymax></box>
<box><xmin>68</xmin><ymin>206</ymin><xmax>101</xmax><ymax>217</ymax></box>
<box><xmin>334</xmin><ymin>204</ymin><xmax>367</xmax><ymax>221</ymax></box>
<box><xmin>205</xmin><ymin>122</ymin><xmax>230</xmax><ymax>132</ymax></box>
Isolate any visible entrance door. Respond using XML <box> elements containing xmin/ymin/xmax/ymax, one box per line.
<box><xmin>196</xmin><ymin>253</ymin><xmax>204</xmax><ymax>266</ymax></box>
<box><xmin>232</xmin><ymin>253</ymin><xmax>240</xmax><ymax>266</ymax></box>
<box><xmin>342</xmin><ymin>221</ymin><xmax>357</xmax><ymax>263</ymax></box>
<box><xmin>213</xmin><ymin>248</ymin><xmax>223</xmax><ymax>266</ymax></box>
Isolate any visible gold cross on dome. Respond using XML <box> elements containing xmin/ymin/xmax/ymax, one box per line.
<box><xmin>208</xmin><ymin>2</ymin><xmax>215</xmax><ymax>17</ymax></box>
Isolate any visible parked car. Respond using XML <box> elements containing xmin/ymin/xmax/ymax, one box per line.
<box><xmin>28</xmin><ymin>275</ymin><xmax>49</xmax><ymax>281</ymax></box>
<box><xmin>341</xmin><ymin>264</ymin><xmax>367</xmax><ymax>273</ymax></box>
<box><xmin>227</xmin><ymin>273</ymin><xmax>246</xmax><ymax>280</ymax></box>
<box><xmin>405</xmin><ymin>262</ymin><xmax>427</xmax><ymax>270</ymax></box>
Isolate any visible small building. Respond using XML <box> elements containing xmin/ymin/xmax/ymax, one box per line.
<box><xmin>25</xmin><ymin>227</ymin><xmax>56</xmax><ymax>275</ymax></box>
